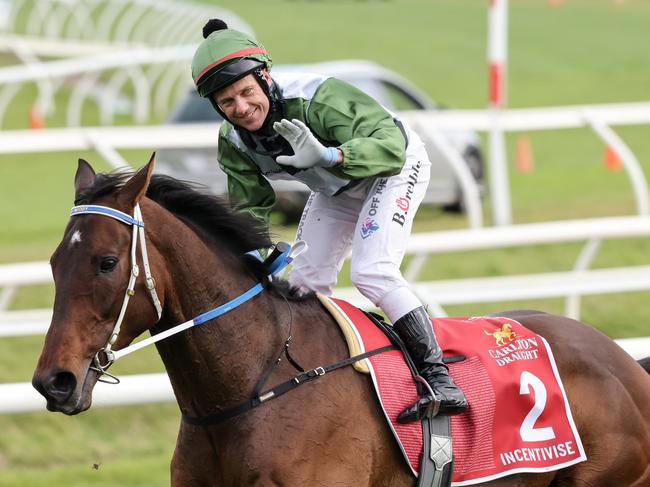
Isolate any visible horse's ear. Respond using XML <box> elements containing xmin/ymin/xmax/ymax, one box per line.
<box><xmin>74</xmin><ymin>159</ymin><xmax>96</xmax><ymax>199</ymax></box>
<box><xmin>116</xmin><ymin>153</ymin><xmax>156</xmax><ymax>207</ymax></box>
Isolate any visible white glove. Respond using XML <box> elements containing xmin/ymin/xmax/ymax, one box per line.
<box><xmin>273</xmin><ymin>118</ymin><xmax>339</xmax><ymax>169</ymax></box>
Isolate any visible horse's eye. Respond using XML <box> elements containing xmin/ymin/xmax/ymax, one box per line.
<box><xmin>99</xmin><ymin>257</ymin><xmax>118</xmax><ymax>273</ymax></box>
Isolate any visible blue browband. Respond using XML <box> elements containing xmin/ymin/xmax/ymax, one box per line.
<box><xmin>70</xmin><ymin>205</ymin><xmax>144</xmax><ymax>227</ymax></box>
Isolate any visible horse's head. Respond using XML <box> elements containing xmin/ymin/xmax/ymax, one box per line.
<box><xmin>32</xmin><ymin>155</ymin><xmax>163</xmax><ymax>414</ymax></box>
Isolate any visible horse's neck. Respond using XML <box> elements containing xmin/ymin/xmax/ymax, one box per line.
<box><xmin>157</xmin><ymin>296</ymin><xmax>292</xmax><ymax>418</ymax></box>
<box><xmin>156</xmin><ymin>294</ymin><xmax>346</xmax><ymax>420</ymax></box>
<box><xmin>146</xmin><ymin>213</ymin><xmax>288</xmax><ymax>417</ymax></box>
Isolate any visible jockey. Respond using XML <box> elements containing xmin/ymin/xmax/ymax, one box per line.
<box><xmin>191</xmin><ymin>19</ymin><xmax>468</xmax><ymax>421</ymax></box>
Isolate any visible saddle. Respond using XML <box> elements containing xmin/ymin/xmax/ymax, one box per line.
<box><xmin>318</xmin><ymin>294</ymin><xmax>454</xmax><ymax>487</ymax></box>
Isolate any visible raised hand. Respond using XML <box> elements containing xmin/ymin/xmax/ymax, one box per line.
<box><xmin>273</xmin><ymin>118</ymin><xmax>339</xmax><ymax>169</ymax></box>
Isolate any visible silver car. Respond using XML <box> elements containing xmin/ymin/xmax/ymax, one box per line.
<box><xmin>156</xmin><ymin>60</ymin><xmax>483</xmax><ymax>220</ymax></box>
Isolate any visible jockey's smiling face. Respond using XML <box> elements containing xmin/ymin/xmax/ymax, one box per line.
<box><xmin>213</xmin><ymin>70</ymin><xmax>272</xmax><ymax>132</ymax></box>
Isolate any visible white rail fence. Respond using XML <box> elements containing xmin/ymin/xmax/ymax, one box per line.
<box><xmin>0</xmin><ymin>101</ymin><xmax>649</xmax><ymax>228</ymax></box>
<box><xmin>4</xmin><ymin>216</ymin><xmax>650</xmax><ymax>414</ymax></box>
<box><xmin>4</xmin><ymin>214</ymin><xmax>650</xmax><ymax>324</ymax></box>
<box><xmin>2</xmin><ymin>104</ymin><xmax>650</xmax><ymax>413</ymax></box>
<box><xmin>3</xmin><ymin>332</ymin><xmax>649</xmax><ymax>415</ymax></box>
<box><xmin>1</xmin><ymin>103</ymin><xmax>649</xmax><ymax>318</ymax></box>
<box><xmin>1</xmin><ymin>226</ymin><xmax>649</xmax><ymax>415</ymax></box>
<box><xmin>0</xmin><ymin>44</ymin><xmax>197</xmax><ymax>127</ymax></box>
<box><xmin>0</xmin><ymin>0</ymin><xmax>253</xmax><ymax>128</ymax></box>
<box><xmin>2</xmin><ymin>0</ymin><xmax>236</xmax><ymax>46</ymax></box>
<box><xmin>2</xmin><ymin>0</ymin><xmax>255</xmax><ymax>50</ymax></box>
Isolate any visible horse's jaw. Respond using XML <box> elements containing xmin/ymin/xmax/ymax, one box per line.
<box><xmin>153</xmin><ymin>318</ymin><xmax>261</xmax><ymax>417</ymax></box>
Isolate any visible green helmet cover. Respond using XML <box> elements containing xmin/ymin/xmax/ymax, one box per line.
<box><xmin>191</xmin><ymin>28</ymin><xmax>272</xmax><ymax>98</ymax></box>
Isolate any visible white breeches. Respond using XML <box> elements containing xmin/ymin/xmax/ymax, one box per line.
<box><xmin>288</xmin><ymin>132</ymin><xmax>431</xmax><ymax>322</ymax></box>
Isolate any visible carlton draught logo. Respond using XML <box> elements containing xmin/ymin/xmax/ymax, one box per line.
<box><xmin>484</xmin><ymin>322</ymin><xmax>541</xmax><ymax>367</ymax></box>
<box><xmin>484</xmin><ymin>323</ymin><xmax>517</xmax><ymax>346</ymax></box>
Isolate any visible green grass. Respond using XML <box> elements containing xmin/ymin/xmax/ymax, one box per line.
<box><xmin>2</xmin><ymin>0</ymin><xmax>650</xmax><ymax>485</ymax></box>
<box><xmin>0</xmin><ymin>454</ymin><xmax>171</xmax><ymax>487</ymax></box>
<box><xmin>0</xmin><ymin>405</ymin><xmax>178</xmax><ymax>487</ymax></box>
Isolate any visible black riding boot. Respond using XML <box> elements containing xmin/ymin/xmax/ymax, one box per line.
<box><xmin>393</xmin><ymin>307</ymin><xmax>468</xmax><ymax>423</ymax></box>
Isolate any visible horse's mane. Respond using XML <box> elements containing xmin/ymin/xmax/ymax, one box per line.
<box><xmin>74</xmin><ymin>171</ymin><xmax>306</xmax><ymax>297</ymax></box>
<box><xmin>147</xmin><ymin>174</ymin><xmax>273</xmax><ymax>255</ymax></box>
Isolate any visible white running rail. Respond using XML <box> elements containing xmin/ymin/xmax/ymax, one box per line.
<box><xmin>0</xmin><ymin>102</ymin><xmax>648</xmax><ymax>222</ymax></box>
<box><xmin>3</xmin><ymin>214</ymin><xmax>650</xmax><ymax>328</ymax></box>
<box><xmin>0</xmin><ymin>1</ymin><xmax>254</xmax><ymax>126</ymax></box>
<box><xmin>1</xmin><ymin>336</ymin><xmax>647</xmax><ymax>414</ymax></box>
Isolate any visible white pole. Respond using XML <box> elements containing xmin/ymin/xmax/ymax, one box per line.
<box><xmin>0</xmin><ymin>373</ymin><xmax>175</xmax><ymax>414</ymax></box>
<box><xmin>583</xmin><ymin>111</ymin><xmax>650</xmax><ymax>216</ymax></box>
<box><xmin>487</xmin><ymin>0</ymin><xmax>512</xmax><ymax>225</ymax></box>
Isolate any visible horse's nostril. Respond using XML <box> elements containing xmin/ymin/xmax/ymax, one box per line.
<box><xmin>43</xmin><ymin>371</ymin><xmax>77</xmax><ymax>404</ymax></box>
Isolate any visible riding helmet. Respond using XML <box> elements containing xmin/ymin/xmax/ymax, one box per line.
<box><xmin>191</xmin><ymin>19</ymin><xmax>272</xmax><ymax>102</ymax></box>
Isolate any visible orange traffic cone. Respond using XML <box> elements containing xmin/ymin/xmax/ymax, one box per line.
<box><xmin>547</xmin><ymin>0</ymin><xmax>563</xmax><ymax>7</ymax></box>
<box><xmin>516</xmin><ymin>136</ymin><xmax>534</xmax><ymax>173</ymax></box>
<box><xmin>604</xmin><ymin>146</ymin><xmax>622</xmax><ymax>171</ymax></box>
<box><xmin>29</xmin><ymin>105</ymin><xmax>45</xmax><ymax>130</ymax></box>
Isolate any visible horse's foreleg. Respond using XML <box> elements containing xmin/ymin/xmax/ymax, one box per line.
<box><xmin>171</xmin><ymin>424</ymin><xmax>222</xmax><ymax>487</ymax></box>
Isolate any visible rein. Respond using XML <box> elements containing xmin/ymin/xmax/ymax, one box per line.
<box><xmin>69</xmin><ymin>203</ymin><xmax>304</xmax><ymax>383</ymax></box>
<box><xmin>182</xmin><ymin>344</ymin><xmax>397</xmax><ymax>426</ymax></box>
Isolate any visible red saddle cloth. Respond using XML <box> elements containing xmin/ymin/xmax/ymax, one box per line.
<box><xmin>329</xmin><ymin>298</ymin><xmax>587</xmax><ymax>486</ymax></box>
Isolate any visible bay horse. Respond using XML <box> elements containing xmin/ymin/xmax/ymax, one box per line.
<box><xmin>33</xmin><ymin>157</ymin><xmax>650</xmax><ymax>486</ymax></box>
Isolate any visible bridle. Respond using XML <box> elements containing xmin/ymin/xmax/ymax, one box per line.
<box><xmin>69</xmin><ymin>202</ymin><xmax>397</xmax><ymax>425</ymax></box>
<box><xmin>70</xmin><ymin>204</ymin><xmax>162</xmax><ymax>382</ymax></box>
<box><xmin>69</xmin><ymin>202</ymin><xmax>302</xmax><ymax>384</ymax></box>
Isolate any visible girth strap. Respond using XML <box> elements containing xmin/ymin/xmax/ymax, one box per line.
<box><xmin>418</xmin><ymin>415</ymin><xmax>453</xmax><ymax>487</ymax></box>
<box><xmin>182</xmin><ymin>344</ymin><xmax>397</xmax><ymax>426</ymax></box>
